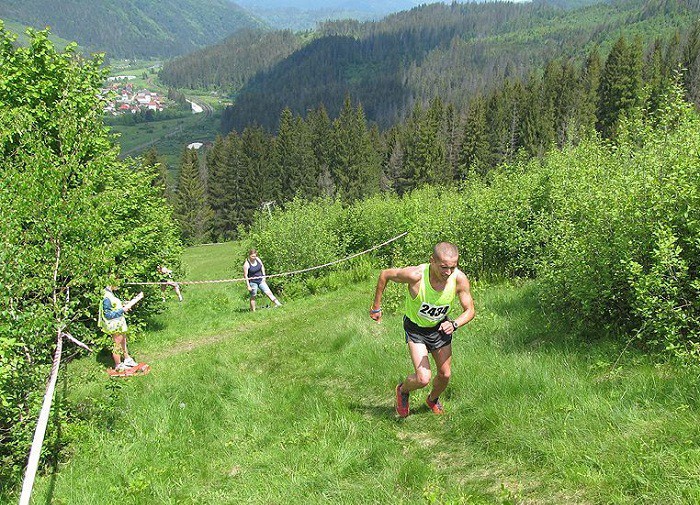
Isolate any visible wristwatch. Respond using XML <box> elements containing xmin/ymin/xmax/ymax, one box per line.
<box><xmin>452</xmin><ymin>320</ymin><xmax>459</xmax><ymax>331</ymax></box>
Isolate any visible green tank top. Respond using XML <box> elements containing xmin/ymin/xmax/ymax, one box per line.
<box><xmin>405</xmin><ymin>263</ymin><xmax>458</xmax><ymax>328</ymax></box>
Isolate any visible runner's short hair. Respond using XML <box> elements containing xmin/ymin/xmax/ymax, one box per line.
<box><xmin>433</xmin><ymin>242</ymin><xmax>458</xmax><ymax>259</ymax></box>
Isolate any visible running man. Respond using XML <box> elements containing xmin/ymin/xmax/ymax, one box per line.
<box><xmin>243</xmin><ymin>248</ymin><xmax>282</xmax><ymax>312</ymax></box>
<box><xmin>370</xmin><ymin>242</ymin><xmax>475</xmax><ymax>417</ymax></box>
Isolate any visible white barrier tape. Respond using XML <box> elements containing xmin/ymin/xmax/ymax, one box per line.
<box><xmin>19</xmin><ymin>330</ymin><xmax>63</xmax><ymax>505</ymax></box>
<box><xmin>126</xmin><ymin>231</ymin><xmax>408</xmax><ymax>286</ymax></box>
<box><xmin>62</xmin><ymin>332</ymin><xmax>91</xmax><ymax>352</ymax></box>
<box><xmin>19</xmin><ymin>330</ymin><xmax>92</xmax><ymax>505</ymax></box>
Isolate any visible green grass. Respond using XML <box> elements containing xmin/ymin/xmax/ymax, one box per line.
<box><xmin>22</xmin><ymin>245</ymin><xmax>700</xmax><ymax>504</ymax></box>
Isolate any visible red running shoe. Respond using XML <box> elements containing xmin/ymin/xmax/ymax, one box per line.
<box><xmin>395</xmin><ymin>383</ymin><xmax>409</xmax><ymax>417</ymax></box>
<box><xmin>425</xmin><ymin>396</ymin><xmax>444</xmax><ymax>415</ymax></box>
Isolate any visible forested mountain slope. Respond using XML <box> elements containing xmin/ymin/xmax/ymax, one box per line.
<box><xmin>0</xmin><ymin>0</ymin><xmax>266</xmax><ymax>58</ymax></box>
<box><xmin>198</xmin><ymin>0</ymin><xmax>698</xmax><ymax>131</ymax></box>
<box><xmin>158</xmin><ymin>29</ymin><xmax>306</xmax><ymax>90</ymax></box>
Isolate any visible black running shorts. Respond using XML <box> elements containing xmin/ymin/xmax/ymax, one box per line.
<box><xmin>403</xmin><ymin>316</ymin><xmax>452</xmax><ymax>351</ymax></box>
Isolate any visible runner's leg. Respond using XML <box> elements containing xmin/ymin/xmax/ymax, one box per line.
<box><xmin>400</xmin><ymin>341</ymin><xmax>432</xmax><ymax>393</ymax></box>
<box><xmin>428</xmin><ymin>344</ymin><xmax>452</xmax><ymax>401</ymax></box>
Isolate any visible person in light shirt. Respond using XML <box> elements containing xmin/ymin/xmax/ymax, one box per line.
<box><xmin>157</xmin><ymin>264</ymin><xmax>183</xmax><ymax>302</ymax></box>
<box><xmin>99</xmin><ymin>283</ymin><xmax>142</xmax><ymax>371</ymax></box>
<box><xmin>243</xmin><ymin>249</ymin><xmax>282</xmax><ymax>312</ymax></box>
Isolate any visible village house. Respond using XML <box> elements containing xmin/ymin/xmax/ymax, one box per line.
<box><xmin>102</xmin><ymin>84</ymin><xmax>165</xmax><ymax>115</ymax></box>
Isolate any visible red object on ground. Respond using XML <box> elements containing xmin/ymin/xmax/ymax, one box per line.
<box><xmin>107</xmin><ymin>363</ymin><xmax>151</xmax><ymax>378</ymax></box>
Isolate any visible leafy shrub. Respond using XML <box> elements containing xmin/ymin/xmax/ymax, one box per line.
<box><xmin>536</xmin><ymin>81</ymin><xmax>700</xmax><ymax>354</ymax></box>
<box><xmin>244</xmin><ymin>197</ymin><xmax>345</xmax><ymax>290</ymax></box>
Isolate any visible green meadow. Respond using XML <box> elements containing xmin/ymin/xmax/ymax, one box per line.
<box><xmin>28</xmin><ymin>243</ymin><xmax>700</xmax><ymax>504</ymax></box>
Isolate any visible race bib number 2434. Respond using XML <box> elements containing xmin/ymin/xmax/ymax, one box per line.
<box><xmin>418</xmin><ymin>302</ymin><xmax>449</xmax><ymax>322</ymax></box>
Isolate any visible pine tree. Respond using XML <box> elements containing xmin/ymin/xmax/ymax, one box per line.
<box><xmin>486</xmin><ymin>79</ymin><xmax>523</xmax><ymax>167</ymax></box>
<box><xmin>382</xmin><ymin>126</ymin><xmax>406</xmax><ymax>193</ymax></box>
<box><xmin>307</xmin><ymin>105</ymin><xmax>335</xmax><ymax>197</ymax></box>
<box><xmin>238</xmin><ymin>125</ymin><xmax>275</xmax><ymax>228</ymax></box>
<box><xmin>206</xmin><ymin>135</ymin><xmax>236</xmax><ymax>240</ymax></box>
<box><xmin>141</xmin><ymin>147</ymin><xmax>170</xmax><ymax>200</ymax></box>
<box><xmin>457</xmin><ymin>95</ymin><xmax>490</xmax><ymax>180</ymax></box>
<box><xmin>275</xmin><ymin>108</ymin><xmax>317</xmax><ymax>201</ymax></box>
<box><xmin>597</xmin><ymin>36</ymin><xmax>643</xmax><ymax>139</ymax></box>
<box><xmin>223</xmin><ymin>132</ymin><xmax>247</xmax><ymax>234</ymax></box>
<box><xmin>578</xmin><ymin>47</ymin><xmax>602</xmax><ymax>138</ymax></box>
<box><xmin>645</xmin><ymin>39</ymin><xmax>667</xmax><ymax>116</ymax></box>
<box><xmin>550</xmin><ymin>60</ymin><xmax>579</xmax><ymax>147</ymax></box>
<box><xmin>404</xmin><ymin>96</ymin><xmax>450</xmax><ymax>187</ymax></box>
<box><xmin>682</xmin><ymin>22</ymin><xmax>700</xmax><ymax>107</ymax></box>
<box><xmin>174</xmin><ymin>148</ymin><xmax>213</xmax><ymax>245</ymax></box>
<box><xmin>330</xmin><ymin>96</ymin><xmax>380</xmax><ymax>201</ymax></box>
<box><xmin>520</xmin><ymin>74</ymin><xmax>554</xmax><ymax>158</ymax></box>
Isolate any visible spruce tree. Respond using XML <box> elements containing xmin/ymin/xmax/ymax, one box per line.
<box><xmin>520</xmin><ymin>75</ymin><xmax>553</xmax><ymax>158</ymax></box>
<box><xmin>223</xmin><ymin>132</ymin><xmax>247</xmax><ymax>234</ymax></box>
<box><xmin>275</xmin><ymin>108</ymin><xmax>317</xmax><ymax>201</ymax></box>
<box><xmin>382</xmin><ymin>126</ymin><xmax>407</xmax><ymax>193</ymax></box>
<box><xmin>307</xmin><ymin>105</ymin><xmax>335</xmax><ymax>197</ymax></box>
<box><xmin>141</xmin><ymin>147</ymin><xmax>170</xmax><ymax>199</ymax></box>
<box><xmin>578</xmin><ymin>47</ymin><xmax>602</xmax><ymax>138</ymax></box>
<box><xmin>457</xmin><ymin>95</ymin><xmax>490</xmax><ymax>180</ymax></box>
<box><xmin>205</xmin><ymin>135</ymin><xmax>237</xmax><ymax>240</ymax></box>
<box><xmin>330</xmin><ymin>96</ymin><xmax>380</xmax><ymax>201</ymax></box>
<box><xmin>682</xmin><ymin>22</ymin><xmax>700</xmax><ymax>106</ymax></box>
<box><xmin>238</xmin><ymin>125</ymin><xmax>275</xmax><ymax>228</ymax></box>
<box><xmin>645</xmin><ymin>40</ymin><xmax>667</xmax><ymax>116</ymax></box>
<box><xmin>550</xmin><ymin>60</ymin><xmax>578</xmax><ymax>147</ymax></box>
<box><xmin>174</xmin><ymin>148</ymin><xmax>213</xmax><ymax>245</ymax></box>
<box><xmin>404</xmin><ymin>96</ymin><xmax>450</xmax><ymax>187</ymax></box>
<box><xmin>597</xmin><ymin>36</ymin><xmax>643</xmax><ymax>139</ymax></box>
<box><xmin>486</xmin><ymin>79</ymin><xmax>523</xmax><ymax>167</ymax></box>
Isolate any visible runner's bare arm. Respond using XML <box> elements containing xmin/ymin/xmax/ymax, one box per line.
<box><xmin>370</xmin><ymin>266</ymin><xmax>421</xmax><ymax>322</ymax></box>
<box><xmin>452</xmin><ymin>273</ymin><xmax>475</xmax><ymax>328</ymax></box>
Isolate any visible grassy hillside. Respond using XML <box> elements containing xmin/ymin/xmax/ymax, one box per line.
<box><xmin>14</xmin><ymin>242</ymin><xmax>700</xmax><ymax>504</ymax></box>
